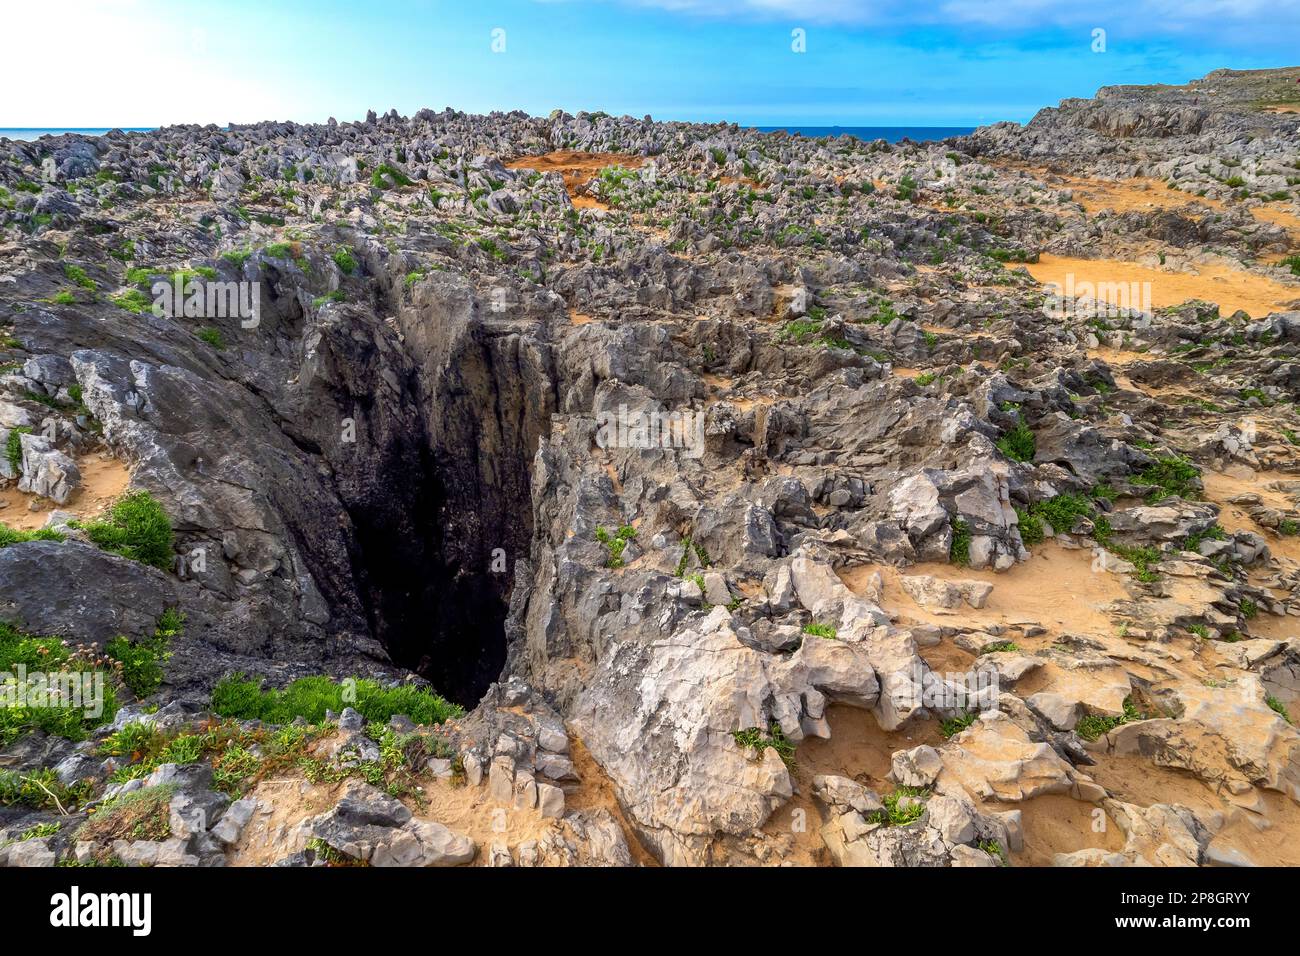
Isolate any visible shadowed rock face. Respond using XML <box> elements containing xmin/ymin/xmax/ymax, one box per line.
<box><xmin>2</xmin><ymin>69</ymin><xmax>1300</xmax><ymax>866</ymax></box>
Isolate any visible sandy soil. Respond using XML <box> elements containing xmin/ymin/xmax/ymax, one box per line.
<box><xmin>1201</xmin><ymin>467</ymin><xmax>1300</xmax><ymax>565</ymax></box>
<box><xmin>1006</xmin><ymin>792</ymin><xmax>1125</xmax><ymax>865</ymax></box>
<box><xmin>0</xmin><ymin>451</ymin><xmax>130</xmax><ymax>530</ymax></box>
<box><xmin>1012</xmin><ymin>253</ymin><xmax>1299</xmax><ymax>319</ymax></box>
<box><xmin>1086</xmin><ymin>754</ymin><xmax>1300</xmax><ymax>866</ymax></box>
<box><xmin>504</xmin><ymin>150</ymin><xmax>646</xmax><ymax>211</ymax></box>
<box><xmin>840</xmin><ymin>542</ymin><xmax>1129</xmax><ymax>637</ymax></box>
<box><xmin>767</xmin><ymin>705</ymin><xmax>945</xmax><ymax>865</ymax></box>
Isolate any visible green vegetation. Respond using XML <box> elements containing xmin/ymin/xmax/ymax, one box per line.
<box><xmin>940</xmin><ymin>711</ymin><xmax>977</xmax><ymax>738</ymax></box>
<box><xmin>949</xmin><ymin>517</ymin><xmax>971</xmax><ymax>566</ymax></box>
<box><xmin>1025</xmin><ymin>493</ymin><xmax>1094</xmax><ymax>538</ymax></box>
<box><xmin>871</xmin><ymin>785</ymin><xmax>929</xmax><ymax>826</ymax></box>
<box><xmin>78</xmin><ymin>784</ymin><xmax>175</xmax><ymax>843</ymax></box>
<box><xmin>893</xmin><ymin>175</ymin><xmax>918</xmax><ymax>202</ymax></box>
<box><xmin>980</xmin><ymin>640</ymin><xmax>1020</xmax><ymax>655</ymax></box>
<box><xmin>105</xmin><ymin>608</ymin><xmax>183</xmax><ymax>699</ymax></box>
<box><xmin>220</xmin><ymin>248</ymin><xmax>253</xmax><ymax>268</ymax></box>
<box><xmin>996</xmin><ymin>421</ymin><xmax>1036</xmax><ymax>462</ymax></box>
<box><xmin>732</xmin><ymin>723</ymin><xmax>796</xmax><ymax>770</ymax></box>
<box><xmin>0</xmin><ymin>768</ymin><xmax>94</xmax><ymax>812</ymax></box>
<box><xmin>6</xmin><ymin>425</ymin><xmax>31</xmax><ymax>474</ymax></box>
<box><xmin>370</xmin><ymin>163</ymin><xmax>412</xmax><ymax>189</ymax></box>
<box><xmin>802</xmin><ymin>622</ymin><xmax>837</xmax><ymax>639</ymax></box>
<box><xmin>332</xmin><ymin>247</ymin><xmax>357</xmax><ymax>275</ymax></box>
<box><xmin>1075</xmin><ymin>697</ymin><xmax>1146</xmax><ymax>741</ymax></box>
<box><xmin>0</xmin><ymin>620</ymin><xmax>117</xmax><ymax>746</ymax></box>
<box><xmin>1131</xmin><ymin>456</ymin><xmax>1200</xmax><ymax>502</ymax></box>
<box><xmin>63</xmin><ymin>263</ymin><xmax>96</xmax><ymax>291</ymax></box>
<box><xmin>211</xmin><ymin>673</ymin><xmax>462</xmax><ymax>727</ymax></box>
<box><xmin>915</xmin><ymin>371</ymin><xmax>939</xmax><ymax>386</ymax></box>
<box><xmin>978</xmin><ymin>839</ymin><xmax>1007</xmax><ymax>865</ymax></box>
<box><xmin>72</xmin><ymin>490</ymin><xmax>173</xmax><ymax>570</ymax></box>
<box><xmin>1266</xmin><ymin>695</ymin><xmax>1291</xmax><ymax>724</ymax></box>
<box><xmin>196</xmin><ymin>326</ymin><xmax>225</xmax><ymax>349</ymax></box>
<box><xmin>0</xmin><ymin>523</ymin><xmax>65</xmax><ymax>549</ymax></box>
<box><xmin>1181</xmin><ymin>524</ymin><xmax>1227</xmax><ymax>554</ymax></box>
<box><xmin>595</xmin><ymin>524</ymin><xmax>637</xmax><ymax>568</ymax></box>
<box><xmin>110</xmin><ymin>289</ymin><xmax>152</xmax><ymax>314</ymax></box>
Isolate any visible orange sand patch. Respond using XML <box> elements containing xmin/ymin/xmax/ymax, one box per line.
<box><xmin>840</xmin><ymin>542</ymin><xmax>1129</xmax><ymax>637</ymax></box>
<box><xmin>1011</xmin><ymin>252</ymin><xmax>1300</xmax><ymax>318</ymax></box>
<box><xmin>504</xmin><ymin>150</ymin><xmax>646</xmax><ymax>209</ymax></box>
<box><xmin>1086</xmin><ymin>754</ymin><xmax>1300</xmax><ymax>866</ymax></box>
<box><xmin>1005</xmin><ymin>793</ymin><xmax>1125</xmax><ymax>866</ymax></box>
<box><xmin>0</xmin><ymin>451</ymin><xmax>130</xmax><ymax>530</ymax></box>
<box><xmin>769</xmin><ymin>705</ymin><xmax>945</xmax><ymax>865</ymax></box>
<box><xmin>569</xmin><ymin>308</ymin><xmax>595</xmax><ymax>326</ymax></box>
<box><xmin>1201</xmin><ymin>467</ymin><xmax>1300</xmax><ymax>564</ymax></box>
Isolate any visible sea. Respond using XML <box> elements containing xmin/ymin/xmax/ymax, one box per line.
<box><xmin>1</xmin><ymin>125</ymin><xmax>976</xmax><ymax>143</ymax></box>
<box><xmin>754</xmin><ymin>126</ymin><xmax>975</xmax><ymax>143</ymax></box>
<box><xmin>0</xmin><ymin>128</ymin><xmax>153</xmax><ymax>141</ymax></box>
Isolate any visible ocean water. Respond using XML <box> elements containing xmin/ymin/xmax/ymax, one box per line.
<box><xmin>0</xmin><ymin>128</ymin><xmax>154</xmax><ymax>141</ymax></box>
<box><xmin>2</xmin><ymin>125</ymin><xmax>976</xmax><ymax>144</ymax></box>
<box><xmin>754</xmin><ymin>126</ymin><xmax>975</xmax><ymax>142</ymax></box>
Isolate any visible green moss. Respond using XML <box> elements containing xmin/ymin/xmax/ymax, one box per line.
<box><xmin>211</xmin><ymin>674</ymin><xmax>462</xmax><ymax>727</ymax></box>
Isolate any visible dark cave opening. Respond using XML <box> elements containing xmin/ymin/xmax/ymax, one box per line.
<box><xmin>345</xmin><ymin>436</ymin><xmax>520</xmax><ymax>709</ymax></box>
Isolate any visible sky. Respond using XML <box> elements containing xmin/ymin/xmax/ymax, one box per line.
<box><xmin>1</xmin><ymin>0</ymin><xmax>1295</xmax><ymax>128</ymax></box>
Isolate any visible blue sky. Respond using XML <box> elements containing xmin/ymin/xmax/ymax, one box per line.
<box><xmin>2</xmin><ymin>0</ymin><xmax>1294</xmax><ymax>127</ymax></box>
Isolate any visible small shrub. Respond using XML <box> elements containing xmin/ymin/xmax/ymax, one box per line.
<box><xmin>332</xmin><ymin>247</ymin><xmax>357</xmax><ymax>275</ymax></box>
<box><xmin>1132</xmin><ymin>456</ymin><xmax>1200</xmax><ymax>502</ymax></box>
<box><xmin>74</xmin><ymin>491</ymin><xmax>173</xmax><ymax>569</ymax></box>
<box><xmin>1075</xmin><ymin>697</ymin><xmax>1146</xmax><ymax>741</ymax></box>
<box><xmin>949</xmin><ymin>517</ymin><xmax>971</xmax><ymax>566</ymax></box>
<box><xmin>802</xmin><ymin>622</ymin><xmax>837</xmax><ymax>639</ymax></box>
<box><xmin>871</xmin><ymin>785</ymin><xmax>928</xmax><ymax>826</ymax></box>
<box><xmin>732</xmin><ymin>723</ymin><xmax>796</xmax><ymax>770</ymax></box>
<box><xmin>1266</xmin><ymin>695</ymin><xmax>1291</xmax><ymax>724</ymax></box>
<box><xmin>196</xmin><ymin>326</ymin><xmax>225</xmax><ymax>349</ymax></box>
<box><xmin>940</xmin><ymin>711</ymin><xmax>977</xmax><ymax>738</ymax></box>
<box><xmin>595</xmin><ymin>524</ymin><xmax>637</xmax><ymax>568</ymax></box>
<box><xmin>996</xmin><ymin>422</ymin><xmax>1036</xmax><ymax>463</ymax></box>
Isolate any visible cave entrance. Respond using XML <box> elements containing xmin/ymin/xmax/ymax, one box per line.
<box><xmin>344</xmin><ymin>373</ymin><xmax>541</xmax><ymax>708</ymax></box>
